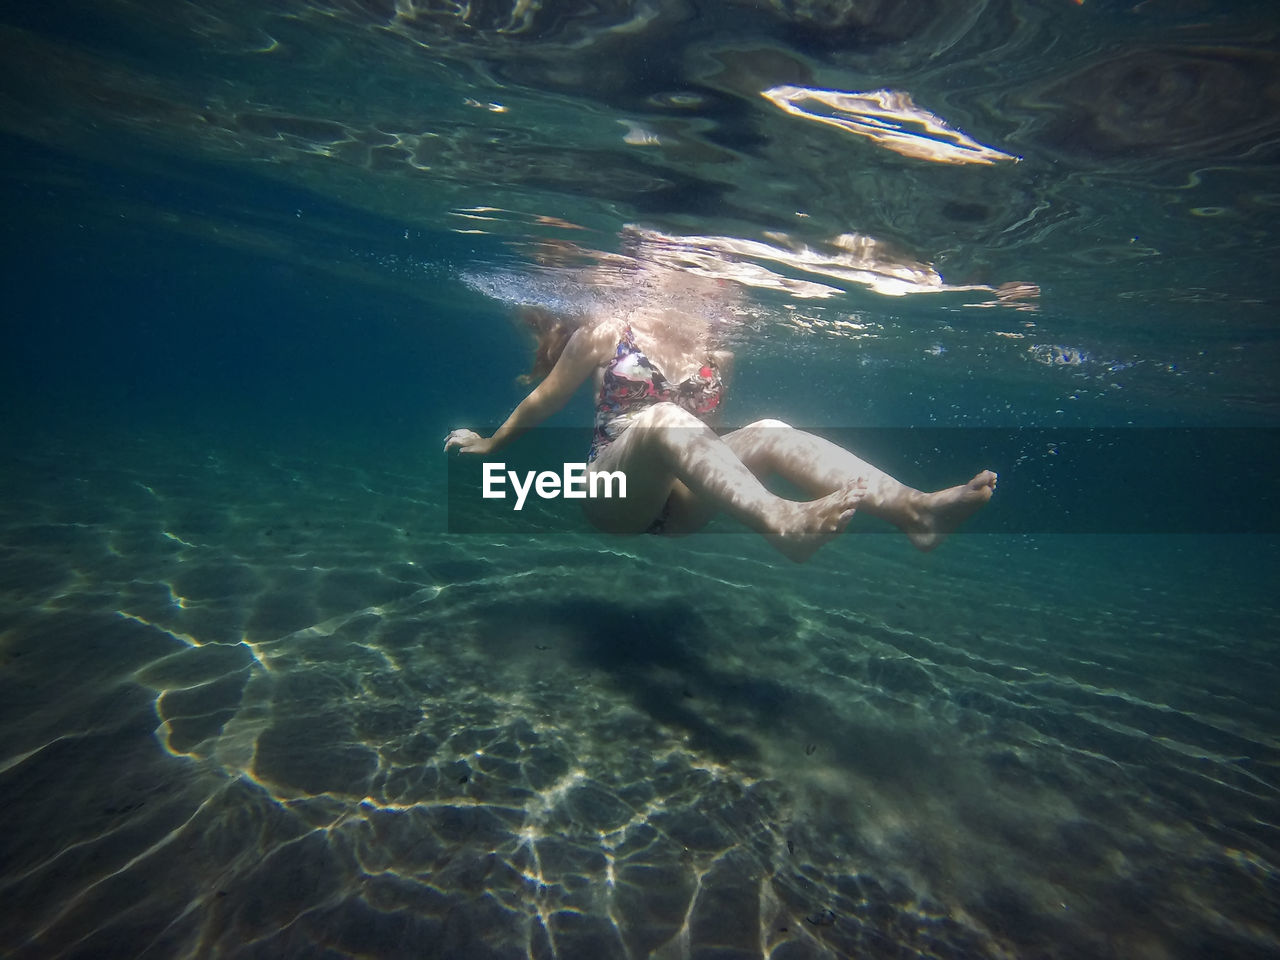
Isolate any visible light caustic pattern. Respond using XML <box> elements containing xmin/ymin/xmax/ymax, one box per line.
<box><xmin>1</xmin><ymin>437</ymin><xmax>1278</xmax><ymax>959</ymax></box>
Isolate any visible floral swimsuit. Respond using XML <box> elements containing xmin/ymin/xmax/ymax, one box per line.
<box><xmin>588</xmin><ymin>324</ymin><xmax>724</xmax><ymax>463</ymax></box>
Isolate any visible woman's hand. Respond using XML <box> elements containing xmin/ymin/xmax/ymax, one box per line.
<box><xmin>444</xmin><ymin>429</ymin><xmax>494</xmax><ymax>455</ymax></box>
<box><xmin>442</xmin><ymin>321</ymin><xmax>612</xmax><ymax>460</ymax></box>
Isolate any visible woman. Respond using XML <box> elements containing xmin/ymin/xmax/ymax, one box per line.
<box><xmin>445</xmin><ymin>298</ymin><xmax>997</xmax><ymax>562</ymax></box>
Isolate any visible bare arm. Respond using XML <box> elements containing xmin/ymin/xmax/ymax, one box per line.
<box><xmin>445</xmin><ymin>320</ymin><xmax>617</xmax><ymax>455</ymax></box>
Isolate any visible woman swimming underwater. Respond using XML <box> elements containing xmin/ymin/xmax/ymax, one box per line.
<box><xmin>445</xmin><ymin>289</ymin><xmax>996</xmax><ymax>562</ymax></box>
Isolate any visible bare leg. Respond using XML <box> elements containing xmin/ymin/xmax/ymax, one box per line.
<box><xmin>666</xmin><ymin>419</ymin><xmax>996</xmax><ymax>551</ymax></box>
<box><xmin>582</xmin><ymin>405</ymin><xmax>865</xmax><ymax>562</ymax></box>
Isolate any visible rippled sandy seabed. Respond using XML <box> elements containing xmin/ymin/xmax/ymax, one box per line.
<box><xmin>1</xmin><ymin>432</ymin><xmax>1275</xmax><ymax>960</ymax></box>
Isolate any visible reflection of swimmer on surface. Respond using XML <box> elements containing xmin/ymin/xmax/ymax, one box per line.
<box><xmin>446</xmin><ymin>270</ymin><xmax>995</xmax><ymax>562</ymax></box>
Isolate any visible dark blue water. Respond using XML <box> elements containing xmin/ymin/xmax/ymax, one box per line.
<box><xmin>2</xmin><ymin>3</ymin><xmax>1279</xmax><ymax>958</ymax></box>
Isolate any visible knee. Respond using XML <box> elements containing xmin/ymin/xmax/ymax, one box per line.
<box><xmin>745</xmin><ymin>418</ymin><xmax>792</xmax><ymax>432</ymax></box>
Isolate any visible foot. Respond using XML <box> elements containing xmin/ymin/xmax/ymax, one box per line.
<box><xmin>767</xmin><ymin>481</ymin><xmax>866</xmax><ymax>563</ymax></box>
<box><xmin>907</xmin><ymin>470</ymin><xmax>997</xmax><ymax>552</ymax></box>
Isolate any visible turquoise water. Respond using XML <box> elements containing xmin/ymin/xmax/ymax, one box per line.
<box><xmin>2</xmin><ymin>2</ymin><xmax>1279</xmax><ymax>958</ymax></box>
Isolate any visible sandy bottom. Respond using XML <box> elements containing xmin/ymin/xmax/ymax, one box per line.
<box><xmin>1</xmin><ymin>430</ymin><xmax>1277</xmax><ymax>959</ymax></box>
